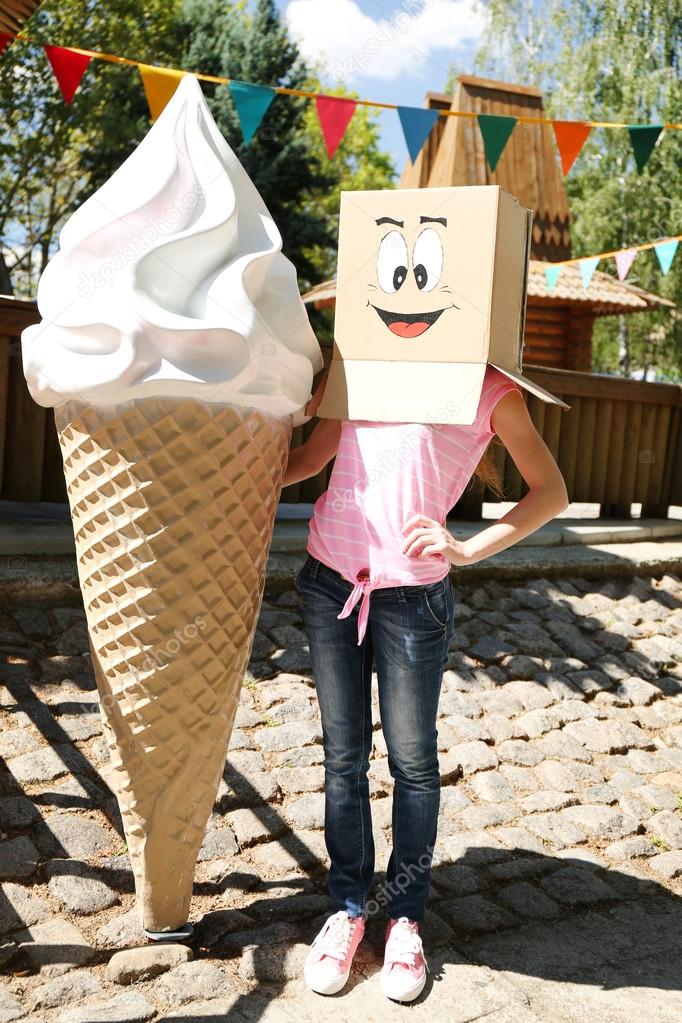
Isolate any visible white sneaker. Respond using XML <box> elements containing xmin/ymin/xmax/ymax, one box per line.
<box><xmin>380</xmin><ymin>916</ymin><xmax>428</xmax><ymax>1002</ymax></box>
<box><xmin>303</xmin><ymin>910</ymin><xmax>366</xmax><ymax>995</ymax></box>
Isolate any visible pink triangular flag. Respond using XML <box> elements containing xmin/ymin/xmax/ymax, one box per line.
<box><xmin>614</xmin><ymin>249</ymin><xmax>637</xmax><ymax>280</ymax></box>
<box><xmin>315</xmin><ymin>95</ymin><xmax>356</xmax><ymax>158</ymax></box>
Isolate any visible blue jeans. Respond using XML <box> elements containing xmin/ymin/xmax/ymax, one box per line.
<box><xmin>295</xmin><ymin>553</ymin><xmax>455</xmax><ymax>922</ymax></box>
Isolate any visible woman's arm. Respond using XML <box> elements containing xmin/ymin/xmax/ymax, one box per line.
<box><xmin>283</xmin><ymin>417</ymin><xmax>342</xmax><ymax>486</ymax></box>
<box><xmin>401</xmin><ymin>389</ymin><xmax>569</xmax><ymax>566</ymax></box>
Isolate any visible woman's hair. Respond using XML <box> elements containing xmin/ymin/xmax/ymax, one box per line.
<box><xmin>471</xmin><ymin>440</ymin><xmax>506</xmax><ymax>499</ymax></box>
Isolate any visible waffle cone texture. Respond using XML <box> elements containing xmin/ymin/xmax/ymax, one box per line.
<box><xmin>54</xmin><ymin>397</ymin><xmax>291</xmax><ymax>931</ymax></box>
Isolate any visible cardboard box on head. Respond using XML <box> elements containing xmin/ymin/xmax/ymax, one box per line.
<box><xmin>314</xmin><ymin>184</ymin><xmax>570</xmax><ymax>424</ymax></box>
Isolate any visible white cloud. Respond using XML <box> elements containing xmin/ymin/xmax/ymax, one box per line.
<box><xmin>284</xmin><ymin>0</ymin><xmax>484</xmax><ymax>83</ymax></box>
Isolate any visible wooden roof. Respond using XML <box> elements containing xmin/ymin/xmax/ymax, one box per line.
<box><xmin>399</xmin><ymin>75</ymin><xmax>572</xmax><ymax>262</ymax></box>
<box><xmin>302</xmin><ymin>262</ymin><xmax>674</xmax><ymax>318</ymax></box>
<box><xmin>0</xmin><ymin>0</ymin><xmax>41</xmax><ymax>33</ymax></box>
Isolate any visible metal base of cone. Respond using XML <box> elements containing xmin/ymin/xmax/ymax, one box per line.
<box><xmin>55</xmin><ymin>397</ymin><xmax>292</xmax><ymax>932</ymax></box>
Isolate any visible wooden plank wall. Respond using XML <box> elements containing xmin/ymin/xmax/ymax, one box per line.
<box><xmin>2</xmin><ymin>300</ymin><xmax>681</xmax><ymax>518</ymax></box>
<box><xmin>476</xmin><ymin>365</ymin><xmax>682</xmax><ymax>520</ymax></box>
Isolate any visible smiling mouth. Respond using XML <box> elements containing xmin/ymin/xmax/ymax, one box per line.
<box><xmin>370</xmin><ymin>304</ymin><xmax>448</xmax><ymax>338</ymax></box>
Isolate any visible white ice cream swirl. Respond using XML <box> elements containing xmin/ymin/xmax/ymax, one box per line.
<box><xmin>21</xmin><ymin>74</ymin><xmax>323</xmax><ymax>421</ymax></box>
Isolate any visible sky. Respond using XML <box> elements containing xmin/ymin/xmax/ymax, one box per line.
<box><xmin>273</xmin><ymin>0</ymin><xmax>486</xmax><ymax>176</ymax></box>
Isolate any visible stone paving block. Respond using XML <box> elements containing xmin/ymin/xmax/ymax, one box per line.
<box><xmin>106</xmin><ymin>944</ymin><xmax>192</xmax><ymax>985</ymax></box>
<box><xmin>31</xmin><ymin>969</ymin><xmax>103</xmax><ymax>1011</ymax></box>
<box><xmin>44</xmin><ymin>859</ymin><xmax>119</xmax><ymax>914</ymax></box>
<box><xmin>649</xmin><ymin>851</ymin><xmax>682</xmax><ymax>879</ymax></box>
<box><xmin>488</xmin><ymin>828</ymin><xmax>547</xmax><ymax>855</ymax></box>
<box><xmin>58</xmin><ymin>992</ymin><xmax>156</xmax><ymax>1023</ymax></box>
<box><xmin>153</xmin><ymin>960</ymin><xmax>230</xmax><ymax>1006</ymax></box>
<box><xmin>524</xmin><ymin>812</ymin><xmax>586</xmax><ymax>850</ymax></box>
<box><xmin>540</xmin><ymin>866</ymin><xmax>616</xmax><ymax>905</ymax></box>
<box><xmin>559</xmin><ymin>805</ymin><xmax>639</xmax><ymax>841</ymax></box>
<box><xmin>39</xmin><ymin>813</ymin><xmax>114</xmax><ymax>858</ymax></box>
<box><xmin>460</xmin><ymin>802</ymin><xmax>518</xmax><ymax>830</ymax></box>
<box><xmin>520</xmin><ymin>791</ymin><xmax>578</xmax><ymax>814</ymax></box>
<box><xmin>0</xmin><ymin>837</ymin><xmax>39</xmax><ymax>880</ymax></box>
<box><xmin>604</xmin><ymin>836</ymin><xmax>658</xmax><ymax>860</ymax></box>
<box><xmin>0</xmin><ymin>883</ymin><xmax>50</xmax><ymax>935</ymax></box>
<box><xmin>226</xmin><ymin>806</ymin><xmax>289</xmax><ymax>848</ymax></box>
<box><xmin>440</xmin><ymin>741</ymin><xmax>498</xmax><ymax>778</ymax></box>
<box><xmin>500</xmin><ymin>765</ymin><xmax>541</xmax><ymax>795</ymax></box>
<box><xmin>440</xmin><ymin>894</ymin><xmax>519</xmax><ymax>933</ymax></box>
<box><xmin>564</xmin><ymin>719</ymin><xmax>655</xmax><ymax>753</ymax></box>
<box><xmin>534</xmin><ymin>730</ymin><xmax>593</xmax><ymax>762</ymax></box>
<box><xmin>468</xmin><ymin>771</ymin><xmax>515</xmax><ymax>803</ymax></box>
<box><xmin>647</xmin><ymin>810</ymin><xmax>682</xmax><ymax>849</ymax></box>
<box><xmin>252</xmin><ymin>719</ymin><xmax>322</xmax><ymax>752</ymax></box>
<box><xmin>283</xmin><ymin>793</ymin><xmax>325</xmax><ymax>830</ymax></box>
<box><xmin>432</xmin><ymin>864</ymin><xmax>482</xmax><ymax>896</ymax></box>
<box><xmin>16</xmin><ymin>917</ymin><xmax>96</xmax><ymax>975</ymax></box>
<box><xmin>496</xmin><ymin>881</ymin><xmax>561</xmax><ymax>920</ymax></box>
<box><xmin>497</xmin><ymin>740</ymin><xmax>544</xmax><ymax>767</ymax></box>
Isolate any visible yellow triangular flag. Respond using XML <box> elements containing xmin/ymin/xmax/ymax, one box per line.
<box><xmin>138</xmin><ymin>64</ymin><xmax>187</xmax><ymax>120</ymax></box>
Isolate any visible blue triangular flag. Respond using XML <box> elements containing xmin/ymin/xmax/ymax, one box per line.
<box><xmin>397</xmin><ymin>106</ymin><xmax>440</xmax><ymax>163</ymax></box>
<box><xmin>544</xmin><ymin>264</ymin><xmax>562</xmax><ymax>291</ymax></box>
<box><xmin>229</xmin><ymin>80</ymin><xmax>276</xmax><ymax>144</ymax></box>
<box><xmin>654</xmin><ymin>239</ymin><xmax>679</xmax><ymax>275</ymax></box>
<box><xmin>579</xmin><ymin>257</ymin><xmax>600</xmax><ymax>289</ymax></box>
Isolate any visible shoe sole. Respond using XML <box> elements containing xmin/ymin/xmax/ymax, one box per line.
<box><xmin>380</xmin><ymin>970</ymin><xmax>427</xmax><ymax>1002</ymax></box>
<box><xmin>304</xmin><ymin>964</ymin><xmax>351</xmax><ymax>995</ymax></box>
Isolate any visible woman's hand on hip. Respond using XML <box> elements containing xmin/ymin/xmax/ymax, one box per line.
<box><xmin>400</xmin><ymin>514</ymin><xmax>471</xmax><ymax>566</ymax></box>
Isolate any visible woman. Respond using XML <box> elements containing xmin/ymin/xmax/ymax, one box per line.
<box><xmin>283</xmin><ymin>364</ymin><xmax>568</xmax><ymax>1003</ymax></box>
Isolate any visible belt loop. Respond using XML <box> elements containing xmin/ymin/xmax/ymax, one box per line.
<box><xmin>310</xmin><ymin>556</ymin><xmax>320</xmax><ymax>578</ymax></box>
<box><xmin>397</xmin><ymin>586</ymin><xmax>406</xmax><ymax>603</ymax></box>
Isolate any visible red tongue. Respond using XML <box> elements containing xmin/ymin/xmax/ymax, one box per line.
<box><xmin>388</xmin><ymin>321</ymin><xmax>430</xmax><ymax>338</ymax></box>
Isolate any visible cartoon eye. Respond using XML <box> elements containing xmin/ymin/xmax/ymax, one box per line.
<box><xmin>377</xmin><ymin>231</ymin><xmax>408</xmax><ymax>293</ymax></box>
<box><xmin>412</xmin><ymin>228</ymin><xmax>443</xmax><ymax>292</ymax></box>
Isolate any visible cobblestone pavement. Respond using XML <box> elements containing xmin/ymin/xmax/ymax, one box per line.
<box><xmin>2</xmin><ymin>571</ymin><xmax>682</xmax><ymax>1022</ymax></box>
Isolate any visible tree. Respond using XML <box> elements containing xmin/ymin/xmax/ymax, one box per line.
<box><xmin>178</xmin><ymin>0</ymin><xmax>337</xmax><ymax>289</ymax></box>
<box><xmin>451</xmin><ymin>0</ymin><xmax>682</xmax><ymax>380</ymax></box>
<box><xmin>0</xmin><ymin>0</ymin><xmax>184</xmax><ymax>296</ymax></box>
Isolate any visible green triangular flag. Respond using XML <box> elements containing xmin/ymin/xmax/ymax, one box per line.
<box><xmin>477</xmin><ymin>113</ymin><xmax>517</xmax><ymax>172</ymax></box>
<box><xmin>627</xmin><ymin>124</ymin><xmax>663</xmax><ymax>174</ymax></box>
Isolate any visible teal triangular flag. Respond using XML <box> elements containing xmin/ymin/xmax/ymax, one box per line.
<box><xmin>579</xmin><ymin>257</ymin><xmax>600</xmax><ymax>289</ymax></box>
<box><xmin>397</xmin><ymin>106</ymin><xmax>440</xmax><ymax>163</ymax></box>
<box><xmin>229</xmin><ymin>80</ymin><xmax>276</xmax><ymax>144</ymax></box>
<box><xmin>544</xmin><ymin>264</ymin><xmax>562</xmax><ymax>291</ymax></box>
<box><xmin>477</xmin><ymin>113</ymin><xmax>516</xmax><ymax>172</ymax></box>
<box><xmin>627</xmin><ymin>124</ymin><xmax>663</xmax><ymax>174</ymax></box>
<box><xmin>654</xmin><ymin>239</ymin><xmax>678</xmax><ymax>275</ymax></box>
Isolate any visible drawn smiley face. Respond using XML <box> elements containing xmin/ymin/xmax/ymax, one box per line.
<box><xmin>368</xmin><ymin>215</ymin><xmax>460</xmax><ymax>339</ymax></box>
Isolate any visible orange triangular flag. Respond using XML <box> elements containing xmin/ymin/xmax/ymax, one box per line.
<box><xmin>138</xmin><ymin>64</ymin><xmax>187</xmax><ymax>121</ymax></box>
<box><xmin>552</xmin><ymin>120</ymin><xmax>592</xmax><ymax>175</ymax></box>
<box><xmin>44</xmin><ymin>45</ymin><xmax>91</xmax><ymax>104</ymax></box>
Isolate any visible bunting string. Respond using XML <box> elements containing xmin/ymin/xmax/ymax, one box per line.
<box><xmin>542</xmin><ymin>234</ymin><xmax>681</xmax><ymax>292</ymax></box>
<box><xmin>2</xmin><ymin>30</ymin><xmax>681</xmax><ymax>172</ymax></box>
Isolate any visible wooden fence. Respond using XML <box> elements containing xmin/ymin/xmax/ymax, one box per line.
<box><xmin>3</xmin><ymin>297</ymin><xmax>681</xmax><ymax>518</ymax></box>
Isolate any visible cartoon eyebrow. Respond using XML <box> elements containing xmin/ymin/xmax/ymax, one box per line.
<box><xmin>420</xmin><ymin>216</ymin><xmax>447</xmax><ymax>226</ymax></box>
<box><xmin>376</xmin><ymin>216</ymin><xmax>404</xmax><ymax>227</ymax></box>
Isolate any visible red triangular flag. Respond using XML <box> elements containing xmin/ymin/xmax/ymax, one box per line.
<box><xmin>0</xmin><ymin>33</ymin><xmax>13</xmax><ymax>56</ymax></box>
<box><xmin>315</xmin><ymin>95</ymin><xmax>356</xmax><ymax>158</ymax></box>
<box><xmin>44</xmin><ymin>45</ymin><xmax>92</xmax><ymax>104</ymax></box>
<box><xmin>552</xmin><ymin>120</ymin><xmax>592</xmax><ymax>175</ymax></box>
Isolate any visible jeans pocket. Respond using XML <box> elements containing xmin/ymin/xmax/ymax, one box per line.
<box><xmin>423</xmin><ymin>579</ymin><xmax>450</xmax><ymax>629</ymax></box>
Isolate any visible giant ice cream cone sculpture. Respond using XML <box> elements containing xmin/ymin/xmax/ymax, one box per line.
<box><xmin>22</xmin><ymin>74</ymin><xmax>323</xmax><ymax>933</ymax></box>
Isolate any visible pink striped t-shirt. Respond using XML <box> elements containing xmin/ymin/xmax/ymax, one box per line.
<box><xmin>306</xmin><ymin>364</ymin><xmax>522</xmax><ymax>644</ymax></box>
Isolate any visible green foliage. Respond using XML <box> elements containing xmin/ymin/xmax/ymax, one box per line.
<box><xmin>1</xmin><ymin>0</ymin><xmax>183</xmax><ymax>294</ymax></box>
<box><xmin>2</xmin><ymin>0</ymin><xmax>394</xmax><ymax>298</ymax></box>
<box><xmin>455</xmin><ymin>0</ymin><xmax>681</xmax><ymax>380</ymax></box>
